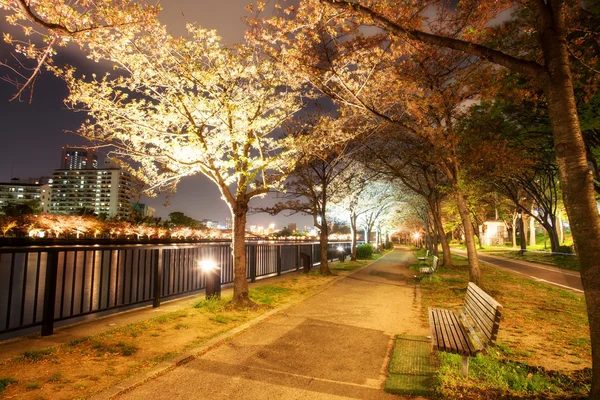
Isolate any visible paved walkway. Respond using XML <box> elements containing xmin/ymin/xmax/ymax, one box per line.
<box><xmin>115</xmin><ymin>248</ymin><xmax>429</xmax><ymax>399</ymax></box>
<box><xmin>451</xmin><ymin>249</ymin><xmax>583</xmax><ymax>293</ymax></box>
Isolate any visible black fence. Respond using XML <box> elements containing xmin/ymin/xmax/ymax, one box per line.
<box><xmin>0</xmin><ymin>241</ymin><xmax>351</xmax><ymax>340</ymax></box>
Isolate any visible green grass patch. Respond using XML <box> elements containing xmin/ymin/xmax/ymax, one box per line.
<box><xmin>91</xmin><ymin>340</ymin><xmax>138</xmax><ymax>357</ymax></box>
<box><xmin>174</xmin><ymin>323</ymin><xmax>189</xmax><ymax>330</ymax></box>
<box><xmin>193</xmin><ymin>296</ymin><xmax>230</xmax><ymax>313</ymax></box>
<box><xmin>24</xmin><ymin>381</ymin><xmax>41</xmax><ymax>390</ymax></box>
<box><xmin>66</xmin><ymin>337</ymin><xmax>88</xmax><ymax>347</ymax></box>
<box><xmin>249</xmin><ymin>285</ymin><xmax>292</xmax><ymax>305</ymax></box>
<box><xmin>47</xmin><ymin>372</ymin><xmax>62</xmax><ymax>383</ymax></box>
<box><xmin>22</xmin><ymin>347</ymin><xmax>56</xmax><ymax>362</ymax></box>
<box><xmin>0</xmin><ymin>377</ymin><xmax>18</xmax><ymax>394</ymax></box>
<box><xmin>152</xmin><ymin>310</ymin><xmax>188</xmax><ymax>323</ymax></box>
<box><xmin>330</xmin><ymin>260</ymin><xmax>366</xmax><ymax>271</ymax></box>
<box><xmin>212</xmin><ymin>314</ymin><xmax>230</xmax><ymax>324</ymax></box>
<box><xmin>437</xmin><ymin>350</ymin><xmax>590</xmax><ymax>399</ymax></box>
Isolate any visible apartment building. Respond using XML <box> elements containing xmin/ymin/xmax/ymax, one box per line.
<box><xmin>49</xmin><ymin>167</ymin><xmax>133</xmax><ymax>218</ymax></box>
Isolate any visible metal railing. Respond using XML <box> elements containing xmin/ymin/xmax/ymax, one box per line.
<box><xmin>0</xmin><ymin>241</ymin><xmax>351</xmax><ymax>339</ymax></box>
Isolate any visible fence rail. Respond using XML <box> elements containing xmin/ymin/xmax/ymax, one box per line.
<box><xmin>0</xmin><ymin>241</ymin><xmax>351</xmax><ymax>339</ymax></box>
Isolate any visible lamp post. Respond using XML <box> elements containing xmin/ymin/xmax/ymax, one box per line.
<box><xmin>413</xmin><ymin>232</ymin><xmax>421</xmax><ymax>248</ymax></box>
<box><xmin>336</xmin><ymin>245</ymin><xmax>346</xmax><ymax>262</ymax></box>
<box><xmin>199</xmin><ymin>260</ymin><xmax>221</xmax><ymax>299</ymax></box>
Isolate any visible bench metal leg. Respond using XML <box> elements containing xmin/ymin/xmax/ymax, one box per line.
<box><xmin>461</xmin><ymin>355</ymin><xmax>469</xmax><ymax>377</ymax></box>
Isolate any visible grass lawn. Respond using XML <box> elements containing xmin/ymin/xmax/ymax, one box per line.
<box><xmin>0</xmin><ymin>258</ymin><xmax>371</xmax><ymax>399</ymax></box>
<box><xmin>413</xmin><ymin>250</ymin><xmax>590</xmax><ymax>399</ymax></box>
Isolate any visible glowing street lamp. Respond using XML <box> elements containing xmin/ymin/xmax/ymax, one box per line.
<box><xmin>336</xmin><ymin>245</ymin><xmax>346</xmax><ymax>262</ymax></box>
<box><xmin>413</xmin><ymin>232</ymin><xmax>421</xmax><ymax>247</ymax></box>
<box><xmin>199</xmin><ymin>260</ymin><xmax>221</xmax><ymax>299</ymax></box>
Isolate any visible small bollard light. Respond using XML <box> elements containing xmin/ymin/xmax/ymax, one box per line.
<box><xmin>336</xmin><ymin>246</ymin><xmax>345</xmax><ymax>262</ymax></box>
<box><xmin>199</xmin><ymin>260</ymin><xmax>221</xmax><ymax>299</ymax></box>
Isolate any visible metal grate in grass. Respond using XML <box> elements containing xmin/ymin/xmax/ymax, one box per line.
<box><xmin>385</xmin><ymin>335</ymin><xmax>437</xmax><ymax>396</ymax></box>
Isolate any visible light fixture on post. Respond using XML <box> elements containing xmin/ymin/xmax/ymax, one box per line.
<box><xmin>199</xmin><ymin>260</ymin><xmax>221</xmax><ymax>299</ymax></box>
<box><xmin>336</xmin><ymin>245</ymin><xmax>345</xmax><ymax>262</ymax></box>
<box><xmin>413</xmin><ymin>232</ymin><xmax>421</xmax><ymax>247</ymax></box>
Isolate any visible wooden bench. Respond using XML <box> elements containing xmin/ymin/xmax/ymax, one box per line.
<box><xmin>417</xmin><ymin>249</ymin><xmax>430</xmax><ymax>261</ymax></box>
<box><xmin>419</xmin><ymin>255</ymin><xmax>438</xmax><ymax>274</ymax></box>
<box><xmin>428</xmin><ymin>282</ymin><xmax>503</xmax><ymax>376</ymax></box>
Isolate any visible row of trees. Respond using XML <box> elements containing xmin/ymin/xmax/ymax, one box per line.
<box><xmin>1</xmin><ymin>0</ymin><xmax>599</xmax><ymax>395</ymax></box>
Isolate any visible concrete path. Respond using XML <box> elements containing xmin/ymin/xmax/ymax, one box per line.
<box><xmin>117</xmin><ymin>248</ymin><xmax>429</xmax><ymax>400</ymax></box>
<box><xmin>452</xmin><ymin>249</ymin><xmax>583</xmax><ymax>293</ymax></box>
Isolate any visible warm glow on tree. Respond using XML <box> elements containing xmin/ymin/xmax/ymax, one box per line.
<box><xmin>58</xmin><ymin>23</ymin><xmax>306</xmax><ymax>306</ymax></box>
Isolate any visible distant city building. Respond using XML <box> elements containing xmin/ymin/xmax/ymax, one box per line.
<box><xmin>61</xmin><ymin>146</ymin><xmax>98</xmax><ymax>170</ymax></box>
<box><xmin>0</xmin><ymin>179</ymin><xmax>41</xmax><ymax>213</ymax></box>
<box><xmin>40</xmin><ymin>184</ymin><xmax>51</xmax><ymax>214</ymax></box>
<box><xmin>287</xmin><ymin>223</ymin><xmax>297</xmax><ymax>232</ymax></box>
<box><xmin>201</xmin><ymin>219</ymin><xmax>219</xmax><ymax>229</ymax></box>
<box><xmin>50</xmin><ymin>149</ymin><xmax>133</xmax><ymax>218</ymax></box>
<box><xmin>225</xmin><ymin>217</ymin><xmax>232</xmax><ymax>230</ymax></box>
<box><xmin>132</xmin><ymin>203</ymin><xmax>156</xmax><ymax>218</ymax></box>
<box><xmin>49</xmin><ymin>168</ymin><xmax>133</xmax><ymax>218</ymax></box>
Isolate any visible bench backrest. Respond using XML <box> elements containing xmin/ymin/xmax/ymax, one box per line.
<box><xmin>431</xmin><ymin>255</ymin><xmax>439</xmax><ymax>271</ymax></box>
<box><xmin>464</xmin><ymin>282</ymin><xmax>502</xmax><ymax>345</ymax></box>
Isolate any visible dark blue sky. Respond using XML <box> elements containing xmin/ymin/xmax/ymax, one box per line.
<box><xmin>0</xmin><ymin>2</ymin><xmax>313</xmax><ymax>229</ymax></box>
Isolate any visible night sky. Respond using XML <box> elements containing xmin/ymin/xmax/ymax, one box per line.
<box><xmin>0</xmin><ymin>2</ymin><xmax>313</xmax><ymax>229</ymax></box>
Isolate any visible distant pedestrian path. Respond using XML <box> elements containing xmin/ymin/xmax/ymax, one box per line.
<box><xmin>452</xmin><ymin>249</ymin><xmax>583</xmax><ymax>293</ymax></box>
<box><xmin>117</xmin><ymin>247</ymin><xmax>429</xmax><ymax>400</ymax></box>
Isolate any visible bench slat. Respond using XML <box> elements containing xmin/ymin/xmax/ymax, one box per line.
<box><xmin>466</xmin><ymin>288</ymin><xmax>499</xmax><ymax>321</ymax></box>
<box><xmin>468</xmin><ymin>282</ymin><xmax>503</xmax><ymax>310</ymax></box>
<box><xmin>429</xmin><ymin>308</ymin><xmax>476</xmax><ymax>356</ymax></box>
<box><xmin>459</xmin><ymin>310</ymin><xmax>485</xmax><ymax>354</ymax></box>
<box><xmin>464</xmin><ymin>298</ymin><xmax>496</xmax><ymax>342</ymax></box>
<box><xmin>442</xmin><ymin>310</ymin><xmax>474</xmax><ymax>356</ymax></box>
<box><xmin>430</xmin><ymin>309</ymin><xmax>448</xmax><ymax>352</ymax></box>
<box><xmin>465</xmin><ymin>283</ymin><xmax>503</xmax><ymax>343</ymax></box>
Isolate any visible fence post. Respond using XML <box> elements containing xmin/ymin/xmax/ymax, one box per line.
<box><xmin>153</xmin><ymin>249</ymin><xmax>163</xmax><ymax>308</ymax></box>
<box><xmin>41</xmin><ymin>250</ymin><xmax>59</xmax><ymax>336</ymax></box>
<box><xmin>276</xmin><ymin>246</ymin><xmax>282</xmax><ymax>276</ymax></box>
<box><xmin>296</xmin><ymin>245</ymin><xmax>300</xmax><ymax>271</ymax></box>
<box><xmin>248</xmin><ymin>244</ymin><xmax>257</xmax><ymax>283</ymax></box>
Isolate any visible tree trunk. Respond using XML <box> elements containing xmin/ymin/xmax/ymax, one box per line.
<box><xmin>519</xmin><ymin>214</ymin><xmax>527</xmax><ymax>254</ymax></box>
<box><xmin>431</xmin><ymin>201</ymin><xmax>452</xmax><ymax>267</ymax></box>
<box><xmin>455</xmin><ymin>189</ymin><xmax>481</xmax><ymax>286</ymax></box>
<box><xmin>319</xmin><ymin>217</ymin><xmax>331</xmax><ymax>275</ymax></box>
<box><xmin>511</xmin><ymin>212</ymin><xmax>518</xmax><ymax>248</ymax></box>
<box><xmin>540</xmin><ymin>221</ymin><xmax>560</xmax><ymax>253</ymax></box>
<box><xmin>423</xmin><ymin>215</ymin><xmax>431</xmax><ymax>253</ymax></box>
<box><xmin>231</xmin><ymin>203</ymin><xmax>252</xmax><ymax>307</ymax></box>
<box><xmin>523</xmin><ymin>216</ymin><xmax>529</xmax><ymax>247</ymax></box>
<box><xmin>529</xmin><ymin>212</ymin><xmax>536</xmax><ymax>247</ymax></box>
<box><xmin>538</xmin><ymin>14</ymin><xmax>600</xmax><ymax>396</ymax></box>
<box><xmin>558</xmin><ymin>216</ymin><xmax>564</xmax><ymax>244</ymax></box>
<box><xmin>350</xmin><ymin>213</ymin><xmax>357</xmax><ymax>261</ymax></box>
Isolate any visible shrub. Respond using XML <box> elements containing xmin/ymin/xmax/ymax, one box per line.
<box><xmin>356</xmin><ymin>243</ymin><xmax>374</xmax><ymax>259</ymax></box>
<box><xmin>556</xmin><ymin>245</ymin><xmax>574</xmax><ymax>254</ymax></box>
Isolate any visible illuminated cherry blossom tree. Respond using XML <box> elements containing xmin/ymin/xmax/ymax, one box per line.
<box><xmin>58</xmin><ymin>24</ymin><xmax>306</xmax><ymax>306</ymax></box>
<box><xmin>0</xmin><ymin>0</ymin><xmax>156</xmax><ymax>100</ymax></box>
